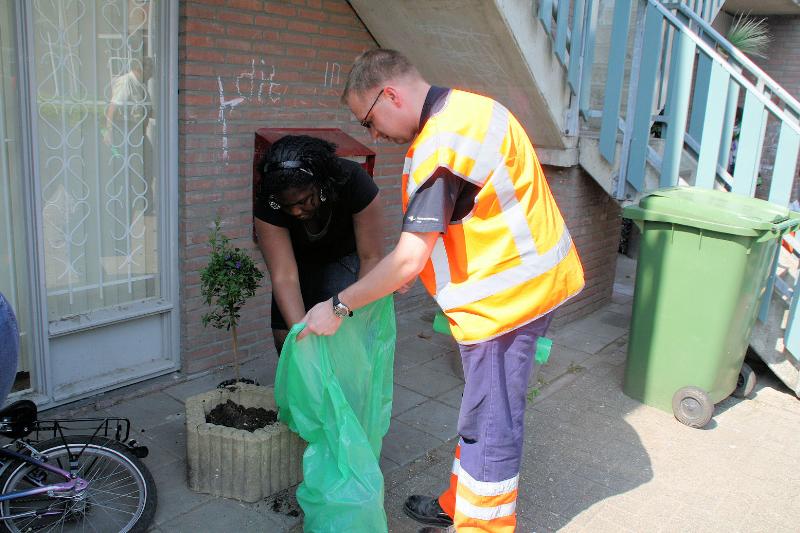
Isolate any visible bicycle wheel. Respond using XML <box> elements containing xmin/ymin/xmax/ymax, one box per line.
<box><xmin>0</xmin><ymin>435</ymin><xmax>156</xmax><ymax>533</ymax></box>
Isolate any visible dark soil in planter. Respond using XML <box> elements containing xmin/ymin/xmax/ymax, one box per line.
<box><xmin>206</xmin><ymin>399</ymin><xmax>277</xmax><ymax>431</ymax></box>
<box><xmin>217</xmin><ymin>377</ymin><xmax>259</xmax><ymax>388</ymax></box>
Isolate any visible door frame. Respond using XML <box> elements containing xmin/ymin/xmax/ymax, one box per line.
<box><xmin>10</xmin><ymin>0</ymin><xmax>180</xmax><ymax>409</ymax></box>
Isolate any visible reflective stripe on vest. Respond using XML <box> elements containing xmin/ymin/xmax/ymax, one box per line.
<box><xmin>435</xmin><ymin>228</ymin><xmax>573</xmax><ymax>311</ymax></box>
<box><xmin>404</xmin><ymin>101</ymin><xmax>509</xmax><ymax>198</ymax></box>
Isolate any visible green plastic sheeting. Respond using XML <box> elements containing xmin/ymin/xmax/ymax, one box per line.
<box><xmin>274</xmin><ymin>295</ymin><xmax>396</xmax><ymax>533</ymax></box>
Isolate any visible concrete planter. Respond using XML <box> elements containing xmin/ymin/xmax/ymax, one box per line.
<box><xmin>185</xmin><ymin>384</ymin><xmax>305</xmax><ymax>502</ymax></box>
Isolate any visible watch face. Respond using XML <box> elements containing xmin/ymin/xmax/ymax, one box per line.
<box><xmin>332</xmin><ymin>295</ymin><xmax>351</xmax><ymax>317</ymax></box>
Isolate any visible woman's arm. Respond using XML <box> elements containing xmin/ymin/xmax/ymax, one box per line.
<box><xmin>254</xmin><ymin>218</ymin><xmax>306</xmax><ymax>328</ymax></box>
<box><xmin>352</xmin><ymin>192</ymin><xmax>385</xmax><ymax>279</ymax></box>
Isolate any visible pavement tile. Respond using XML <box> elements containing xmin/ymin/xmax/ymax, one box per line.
<box><xmin>567</xmin><ymin>313</ymin><xmax>629</xmax><ymax>342</ymax></box>
<box><xmin>140</xmin><ymin>416</ymin><xmax>186</xmax><ymax>467</ymax></box>
<box><xmin>436</xmin><ymin>384</ymin><xmax>464</xmax><ymax>409</ymax></box>
<box><xmin>380</xmin><ymin>454</ymin><xmax>400</xmax><ymax>474</ymax></box>
<box><xmin>250</xmin><ymin>487</ymin><xmax>305</xmax><ymax>531</ymax></box>
<box><xmin>160</xmin><ymin>495</ymin><xmax>284</xmax><ymax>532</ymax></box>
<box><xmin>381</xmin><ymin>419</ymin><xmax>445</xmax><ymax>466</ymax></box>
<box><xmin>420</xmin><ymin>351</ymin><xmax>463</xmax><ymax>378</ymax></box>
<box><xmin>394</xmin><ymin>335</ymin><xmax>450</xmax><ymax>372</ymax></box>
<box><xmin>150</xmin><ymin>458</ymin><xmax>213</xmax><ymax>526</ymax></box>
<box><xmin>391</xmin><ymin>384</ymin><xmax>428</xmax><ymax>416</ymax></box>
<box><xmin>162</xmin><ymin>373</ymin><xmax>226</xmax><ymax>403</ymax></box>
<box><xmin>102</xmin><ymin>392</ymin><xmax>185</xmax><ymax>430</ymax></box>
<box><xmin>394</xmin><ymin>364</ymin><xmax>464</xmax><ymax>398</ymax></box>
<box><xmin>396</xmin><ymin>399</ymin><xmax>459</xmax><ymax>441</ymax></box>
<box><xmin>549</xmin><ymin>326</ymin><xmax>617</xmax><ymax>355</ymax></box>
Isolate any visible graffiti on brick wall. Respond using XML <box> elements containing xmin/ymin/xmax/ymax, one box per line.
<box><xmin>217</xmin><ymin>59</ymin><xmax>283</xmax><ymax>162</ymax></box>
<box><xmin>217</xmin><ymin>76</ymin><xmax>244</xmax><ymax>163</ymax></box>
<box><xmin>235</xmin><ymin>58</ymin><xmax>282</xmax><ymax>104</ymax></box>
<box><xmin>324</xmin><ymin>62</ymin><xmax>340</xmax><ymax>88</ymax></box>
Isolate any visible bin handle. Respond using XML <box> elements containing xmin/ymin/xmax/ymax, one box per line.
<box><xmin>769</xmin><ymin>217</ymin><xmax>800</xmax><ymax>234</ymax></box>
<box><xmin>755</xmin><ymin>216</ymin><xmax>800</xmax><ymax>243</ymax></box>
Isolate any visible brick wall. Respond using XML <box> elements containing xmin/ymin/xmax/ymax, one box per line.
<box><xmin>546</xmin><ymin>166</ymin><xmax>622</xmax><ymax>327</ymax></box>
<box><xmin>179</xmin><ymin>0</ymin><xmax>402</xmax><ymax>373</ymax></box>
<box><xmin>178</xmin><ymin>0</ymin><xmax>620</xmax><ymax>373</ymax></box>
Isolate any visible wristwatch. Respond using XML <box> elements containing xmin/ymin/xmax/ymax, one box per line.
<box><xmin>332</xmin><ymin>294</ymin><xmax>353</xmax><ymax>318</ymax></box>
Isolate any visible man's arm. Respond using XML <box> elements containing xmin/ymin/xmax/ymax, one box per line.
<box><xmin>297</xmin><ymin>230</ymin><xmax>438</xmax><ymax>339</ymax></box>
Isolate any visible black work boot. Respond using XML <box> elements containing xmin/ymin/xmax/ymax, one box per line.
<box><xmin>403</xmin><ymin>495</ymin><xmax>454</xmax><ymax>528</ymax></box>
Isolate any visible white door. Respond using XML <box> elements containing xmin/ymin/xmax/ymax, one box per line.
<box><xmin>1</xmin><ymin>1</ymin><xmax>179</xmax><ymax>406</ymax></box>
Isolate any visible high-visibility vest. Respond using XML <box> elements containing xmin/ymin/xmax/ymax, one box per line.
<box><xmin>402</xmin><ymin>89</ymin><xmax>585</xmax><ymax>344</ymax></box>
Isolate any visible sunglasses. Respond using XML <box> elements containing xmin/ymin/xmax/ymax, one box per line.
<box><xmin>359</xmin><ymin>88</ymin><xmax>384</xmax><ymax>129</ymax></box>
<box><xmin>268</xmin><ymin>186</ymin><xmax>318</xmax><ymax>211</ymax></box>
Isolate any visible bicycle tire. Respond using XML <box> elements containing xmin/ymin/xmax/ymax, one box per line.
<box><xmin>0</xmin><ymin>435</ymin><xmax>157</xmax><ymax>533</ymax></box>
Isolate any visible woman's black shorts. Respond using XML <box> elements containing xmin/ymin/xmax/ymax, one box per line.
<box><xmin>270</xmin><ymin>252</ymin><xmax>360</xmax><ymax>330</ymax></box>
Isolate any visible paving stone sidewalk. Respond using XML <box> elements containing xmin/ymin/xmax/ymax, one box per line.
<box><xmin>49</xmin><ymin>254</ymin><xmax>800</xmax><ymax>532</ymax></box>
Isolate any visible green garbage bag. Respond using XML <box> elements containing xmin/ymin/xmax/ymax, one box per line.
<box><xmin>274</xmin><ymin>295</ymin><xmax>396</xmax><ymax>533</ymax></box>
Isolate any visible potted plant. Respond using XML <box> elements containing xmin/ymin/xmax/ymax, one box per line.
<box><xmin>199</xmin><ymin>217</ymin><xmax>263</xmax><ymax>387</ymax></box>
<box><xmin>185</xmin><ymin>218</ymin><xmax>305</xmax><ymax>503</ymax></box>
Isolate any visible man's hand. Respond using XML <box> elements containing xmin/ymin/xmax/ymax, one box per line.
<box><xmin>297</xmin><ymin>298</ymin><xmax>343</xmax><ymax>340</ymax></box>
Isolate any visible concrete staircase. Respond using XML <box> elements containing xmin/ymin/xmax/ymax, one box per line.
<box><xmin>347</xmin><ymin>0</ymin><xmax>579</xmax><ymax>165</ymax></box>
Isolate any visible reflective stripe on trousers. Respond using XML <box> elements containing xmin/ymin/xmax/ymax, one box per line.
<box><xmin>438</xmin><ymin>314</ymin><xmax>552</xmax><ymax>532</ymax></box>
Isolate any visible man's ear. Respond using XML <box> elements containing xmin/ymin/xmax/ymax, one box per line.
<box><xmin>383</xmin><ymin>86</ymin><xmax>401</xmax><ymax>107</ymax></box>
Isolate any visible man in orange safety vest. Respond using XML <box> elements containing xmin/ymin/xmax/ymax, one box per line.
<box><xmin>300</xmin><ymin>48</ymin><xmax>584</xmax><ymax>532</ymax></box>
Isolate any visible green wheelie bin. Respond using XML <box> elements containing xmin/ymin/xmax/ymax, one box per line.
<box><xmin>622</xmin><ymin>187</ymin><xmax>800</xmax><ymax>428</ymax></box>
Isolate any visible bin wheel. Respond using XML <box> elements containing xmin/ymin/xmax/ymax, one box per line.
<box><xmin>672</xmin><ymin>387</ymin><xmax>713</xmax><ymax>428</ymax></box>
<box><xmin>733</xmin><ymin>362</ymin><xmax>756</xmax><ymax>398</ymax></box>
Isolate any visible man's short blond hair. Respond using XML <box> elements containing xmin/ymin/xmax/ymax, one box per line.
<box><xmin>341</xmin><ymin>49</ymin><xmax>420</xmax><ymax>104</ymax></box>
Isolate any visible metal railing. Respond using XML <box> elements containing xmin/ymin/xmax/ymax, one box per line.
<box><xmin>537</xmin><ymin>0</ymin><xmax>800</xmax><ymax>358</ymax></box>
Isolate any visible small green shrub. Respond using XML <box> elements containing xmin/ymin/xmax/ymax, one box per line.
<box><xmin>200</xmin><ymin>217</ymin><xmax>264</xmax><ymax>380</ymax></box>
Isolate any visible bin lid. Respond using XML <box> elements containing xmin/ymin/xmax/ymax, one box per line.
<box><xmin>622</xmin><ymin>187</ymin><xmax>796</xmax><ymax>236</ymax></box>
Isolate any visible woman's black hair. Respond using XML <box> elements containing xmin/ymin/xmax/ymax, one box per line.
<box><xmin>259</xmin><ymin>135</ymin><xmax>346</xmax><ymax>201</ymax></box>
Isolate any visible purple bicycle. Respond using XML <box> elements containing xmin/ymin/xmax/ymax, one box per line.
<box><xmin>0</xmin><ymin>400</ymin><xmax>156</xmax><ymax>532</ymax></box>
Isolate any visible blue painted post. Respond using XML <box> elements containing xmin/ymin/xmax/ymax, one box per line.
<box><xmin>731</xmin><ymin>92</ymin><xmax>766</xmax><ymax>196</ymax></box>
<box><xmin>694</xmin><ymin>60</ymin><xmax>729</xmax><ymax>189</ymax></box>
<box><xmin>539</xmin><ymin>0</ymin><xmax>553</xmax><ymax>35</ymax></box>
<box><xmin>625</xmin><ymin>2</ymin><xmax>664</xmax><ymax>192</ymax></box>
<box><xmin>555</xmin><ymin>0</ymin><xmax>570</xmax><ymax>64</ymax></box>
<box><xmin>717</xmin><ymin>82</ymin><xmax>741</xmax><ymax>173</ymax></box>
<box><xmin>599</xmin><ymin>0</ymin><xmax>633</xmax><ymax>164</ymax></box>
<box><xmin>688</xmin><ymin>53</ymin><xmax>712</xmax><ymax>144</ymax></box>
<box><xmin>660</xmin><ymin>30</ymin><xmax>695</xmax><ymax>188</ymax></box>
<box><xmin>579</xmin><ymin>0</ymin><xmax>598</xmax><ymax>116</ymax></box>
<box><xmin>567</xmin><ymin>0</ymin><xmax>587</xmax><ymax>94</ymax></box>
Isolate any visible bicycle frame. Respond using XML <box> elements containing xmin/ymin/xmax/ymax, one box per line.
<box><xmin>0</xmin><ymin>446</ymin><xmax>88</xmax><ymax>520</ymax></box>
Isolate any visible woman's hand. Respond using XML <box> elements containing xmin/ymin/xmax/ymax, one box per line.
<box><xmin>297</xmin><ymin>299</ymin><xmax>343</xmax><ymax>340</ymax></box>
